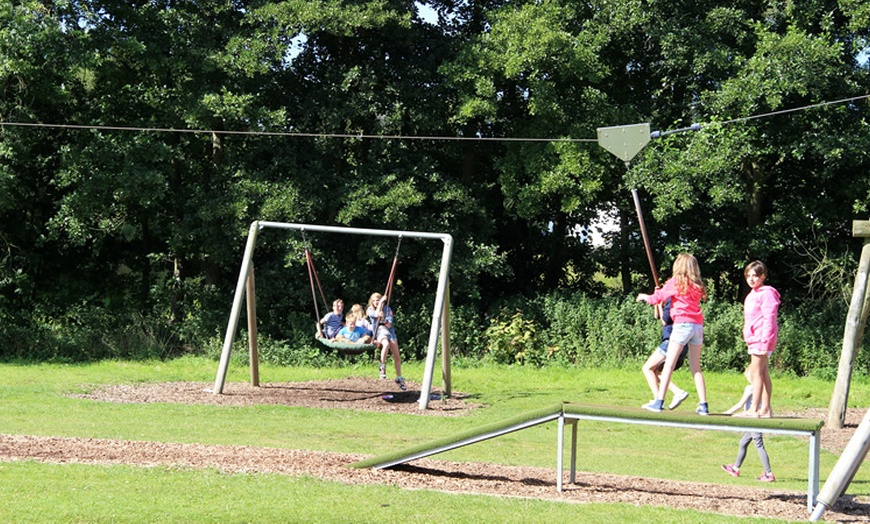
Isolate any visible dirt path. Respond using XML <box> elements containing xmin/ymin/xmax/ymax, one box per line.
<box><xmin>1</xmin><ymin>377</ymin><xmax>868</xmax><ymax>521</ymax></box>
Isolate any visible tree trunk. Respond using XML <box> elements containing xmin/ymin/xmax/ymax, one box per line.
<box><xmin>740</xmin><ymin>159</ymin><xmax>765</xmax><ymax>296</ymax></box>
<box><xmin>544</xmin><ymin>212</ymin><xmax>567</xmax><ymax>290</ymax></box>
<box><xmin>170</xmin><ymin>151</ymin><xmax>184</xmax><ymax>324</ymax></box>
<box><xmin>619</xmin><ymin>205</ymin><xmax>631</xmax><ymax>294</ymax></box>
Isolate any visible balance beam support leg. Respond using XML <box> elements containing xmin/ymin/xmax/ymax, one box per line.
<box><xmin>570</xmin><ymin>421</ymin><xmax>578</xmax><ymax>485</ymax></box>
<box><xmin>808</xmin><ymin>431</ymin><xmax>821</xmax><ymax>513</ymax></box>
<box><xmin>557</xmin><ymin>415</ymin><xmax>565</xmax><ymax>491</ymax></box>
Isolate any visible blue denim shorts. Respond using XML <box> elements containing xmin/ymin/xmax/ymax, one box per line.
<box><xmin>376</xmin><ymin>326</ymin><xmax>397</xmax><ymax>342</ymax></box>
<box><xmin>670</xmin><ymin>322</ymin><xmax>703</xmax><ymax>346</ymax></box>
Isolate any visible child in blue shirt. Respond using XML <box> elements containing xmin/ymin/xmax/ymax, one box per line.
<box><xmin>335</xmin><ymin>314</ymin><xmax>372</xmax><ymax>344</ymax></box>
<box><xmin>351</xmin><ymin>303</ymin><xmax>374</xmax><ymax>339</ymax></box>
<box><xmin>318</xmin><ymin>299</ymin><xmax>344</xmax><ymax>340</ymax></box>
<box><xmin>641</xmin><ymin>299</ymin><xmax>690</xmax><ymax>410</ymax></box>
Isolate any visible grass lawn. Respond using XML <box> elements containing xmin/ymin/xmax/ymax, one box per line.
<box><xmin>1</xmin><ymin>356</ymin><xmax>868</xmax><ymax>522</ymax></box>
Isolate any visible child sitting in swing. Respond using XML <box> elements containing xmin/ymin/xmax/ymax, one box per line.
<box><xmin>368</xmin><ymin>292</ymin><xmax>405</xmax><ymax>390</ymax></box>
<box><xmin>317</xmin><ymin>298</ymin><xmax>344</xmax><ymax>340</ymax></box>
<box><xmin>334</xmin><ymin>313</ymin><xmax>372</xmax><ymax>344</ymax></box>
<box><xmin>351</xmin><ymin>303</ymin><xmax>374</xmax><ymax>339</ymax></box>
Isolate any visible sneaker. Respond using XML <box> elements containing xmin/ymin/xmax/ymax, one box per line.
<box><xmin>395</xmin><ymin>377</ymin><xmax>407</xmax><ymax>391</ymax></box>
<box><xmin>379</xmin><ymin>365</ymin><xmax>386</xmax><ymax>380</ymax></box>
<box><xmin>721</xmin><ymin>464</ymin><xmax>740</xmax><ymax>477</ymax></box>
<box><xmin>757</xmin><ymin>471</ymin><xmax>776</xmax><ymax>482</ymax></box>
<box><xmin>641</xmin><ymin>399</ymin><xmax>664</xmax><ymax>412</ymax></box>
<box><xmin>696</xmin><ymin>403</ymin><xmax>709</xmax><ymax>416</ymax></box>
<box><xmin>668</xmin><ymin>390</ymin><xmax>689</xmax><ymax>410</ymax></box>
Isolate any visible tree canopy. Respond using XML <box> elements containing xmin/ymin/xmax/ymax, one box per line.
<box><xmin>0</xmin><ymin>0</ymin><xmax>868</xmax><ymax>359</ymax></box>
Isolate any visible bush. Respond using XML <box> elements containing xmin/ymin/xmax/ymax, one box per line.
<box><xmin>0</xmin><ymin>303</ymin><xmax>196</xmax><ymax>362</ymax></box>
<box><xmin>470</xmin><ymin>290</ymin><xmax>868</xmax><ymax>377</ymax></box>
<box><xmin>483</xmin><ymin>309</ymin><xmax>553</xmax><ymax>366</ymax></box>
<box><xmin>540</xmin><ymin>292</ymin><xmax>656</xmax><ymax>367</ymax></box>
<box><xmin>698</xmin><ymin>300</ymin><xmax>746</xmax><ymax>372</ymax></box>
<box><xmin>6</xmin><ymin>280</ymin><xmax>867</xmax><ymax>379</ymax></box>
<box><xmin>441</xmin><ymin>303</ymin><xmax>488</xmax><ymax>358</ymax></box>
<box><xmin>773</xmin><ymin>302</ymin><xmax>846</xmax><ymax>379</ymax></box>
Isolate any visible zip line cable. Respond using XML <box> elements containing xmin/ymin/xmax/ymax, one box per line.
<box><xmin>708</xmin><ymin>94</ymin><xmax>870</xmax><ymax>127</ymax></box>
<box><xmin>0</xmin><ymin>121</ymin><xmax>597</xmax><ymax>143</ymax></box>
<box><xmin>0</xmin><ymin>93</ymin><xmax>867</xmax><ymax>143</ymax></box>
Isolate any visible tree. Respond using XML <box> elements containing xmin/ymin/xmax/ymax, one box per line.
<box><xmin>441</xmin><ymin>0</ymin><xmax>619</xmax><ymax>294</ymax></box>
<box><xmin>633</xmin><ymin>9</ymin><xmax>870</xmax><ymax>301</ymax></box>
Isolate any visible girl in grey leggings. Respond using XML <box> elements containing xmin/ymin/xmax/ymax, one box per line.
<box><xmin>720</xmin><ymin>377</ymin><xmax>776</xmax><ymax>481</ymax></box>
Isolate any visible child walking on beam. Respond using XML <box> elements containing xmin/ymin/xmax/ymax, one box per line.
<box><xmin>641</xmin><ymin>298</ymin><xmax>690</xmax><ymax>410</ymax></box>
<box><xmin>734</xmin><ymin>260</ymin><xmax>780</xmax><ymax>419</ymax></box>
<box><xmin>636</xmin><ymin>253</ymin><xmax>709</xmax><ymax>415</ymax></box>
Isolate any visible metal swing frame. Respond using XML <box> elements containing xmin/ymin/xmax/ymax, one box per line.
<box><xmin>212</xmin><ymin>221</ymin><xmax>454</xmax><ymax>410</ymax></box>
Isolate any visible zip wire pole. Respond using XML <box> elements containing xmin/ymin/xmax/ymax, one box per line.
<box><xmin>597</xmin><ymin>123</ymin><xmax>657</xmax><ymax>289</ymax></box>
<box><xmin>631</xmin><ymin>186</ymin><xmax>661</xmax><ymax>288</ymax></box>
<box><xmin>596</xmin><ymin>122</ymin><xmax>701</xmax><ymax>296</ymax></box>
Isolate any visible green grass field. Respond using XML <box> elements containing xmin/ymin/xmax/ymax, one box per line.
<box><xmin>1</xmin><ymin>356</ymin><xmax>868</xmax><ymax>522</ymax></box>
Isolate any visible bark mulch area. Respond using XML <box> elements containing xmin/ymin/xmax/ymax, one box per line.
<box><xmin>0</xmin><ymin>377</ymin><xmax>867</xmax><ymax>521</ymax></box>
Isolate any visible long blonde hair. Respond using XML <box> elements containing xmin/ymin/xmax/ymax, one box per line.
<box><xmin>351</xmin><ymin>303</ymin><xmax>366</xmax><ymax>319</ymax></box>
<box><xmin>672</xmin><ymin>253</ymin><xmax>706</xmax><ymax>300</ymax></box>
<box><xmin>367</xmin><ymin>292</ymin><xmax>382</xmax><ymax>311</ymax></box>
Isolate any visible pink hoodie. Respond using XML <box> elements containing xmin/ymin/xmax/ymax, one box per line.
<box><xmin>743</xmin><ymin>285</ymin><xmax>780</xmax><ymax>353</ymax></box>
<box><xmin>643</xmin><ymin>278</ymin><xmax>704</xmax><ymax>324</ymax></box>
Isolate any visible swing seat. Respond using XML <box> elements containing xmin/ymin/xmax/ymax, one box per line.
<box><xmin>316</xmin><ymin>337</ymin><xmax>376</xmax><ymax>356</ymax></box>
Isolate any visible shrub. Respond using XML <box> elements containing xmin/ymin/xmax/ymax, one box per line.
<box><xmin>443</xmin><ymin>303</ymin><xmax>488</xmax><ymax>358</ymax></box>
<box><xmin>540</xmin><ymin>292</ymin><xmax>656</xmax><ymax>367</ymax></box>
<box><xmin>484</xmin><ymin>309</ymin><xmax>553</xmax><ymax>366</ymax></box>
<box><xmin>4</xmin><ymin>304</ymin><xmax>194</xmax><ymax>362</ymax></box>
<box><xmin>7</xmin><ymin>280</ymin><xmax>868</xmax><ymax>379</ymax></box>
<box><xmin>698</xmin><ymin>300</ymin><xmax>745</xmax><ymax>372</ymax></box>
<box><xmin>774</xmin><ymin>302</ymin><xmax>846</xmax><ymax>379</ymax></box>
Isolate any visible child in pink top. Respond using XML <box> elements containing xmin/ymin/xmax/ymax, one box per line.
<box><xmin>636</xmin><ymin>253</ymin><xmax>709</xmax><ymax>414</ymax></box>
<box><xmin>734</xmin><ymin>260</ymin><xmax>780</xmax><ymax>418</ymax></box>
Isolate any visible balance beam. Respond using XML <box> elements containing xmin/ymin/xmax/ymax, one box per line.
<box><xmin>351</xmin><ymin>402</ymin><xmax>824</xmax><ymax>514</ymax></box>
<box><xmin>351</xmin><ymin>403</ymin><xmax>564</xmax><ymax>470</ymax></box>
<box><xmin>559</xmin><ymin>403</ymin><xmax>824</xmax><ymax>513</ymax></box>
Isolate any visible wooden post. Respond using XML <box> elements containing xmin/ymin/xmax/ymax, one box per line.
<box><xmin>246</xmin><ymin>263</ymin><xmax>260</xmax><ymax>387</ymax></box>
<box><xmin>441</xmin><ymin>282</ymin><xmax>451</xmax><ymax>399</ymax></box>
<box><xmin>827</xmin><ymin>220</ymin><xmax>870</xmax><ymax>429</ymax></box>
<box><xmin>811</xmin><ymin>407</ymin><xmax>870</xmax><ymax>520</ymax></box>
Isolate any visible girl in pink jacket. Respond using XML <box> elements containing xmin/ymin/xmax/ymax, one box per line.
<box><xmin>734</xmin><ymin>260</ymin><xmax>780</xmax><ymax>418</ymax></box>
<box><xmin>636</xmin><ymin>253</ymin><xmax>709</xmax><ymax>414</ymax></box>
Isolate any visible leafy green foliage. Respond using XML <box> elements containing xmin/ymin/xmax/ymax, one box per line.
<box><xmin>484</xmin><ymin>309</ymin><xmax>553</xmax><ymax>366</ymax></box>
<box><xmin>1</xmin><ymin>0</ymin><xmax>869</xmax><ymax>370</ymax></box>
<box><xmin>774</xmin><ymin>302</ymin><xmax>849</xmax><ymax>380</ymax></box>
<box><xmin>462</xmin><ymin>291</ymin><xmax>865</xmax><ymax>377</ymax></box>
<box><xmin>698</xmin><ymin>301</ymin><xmax>749</xmax><ymax>373</ymax></box>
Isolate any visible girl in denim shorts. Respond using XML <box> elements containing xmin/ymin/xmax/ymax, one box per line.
<box><xmin>636</xmin><ymin>253</ymin><xmax>708</xmax><ymax>414</ymax></box>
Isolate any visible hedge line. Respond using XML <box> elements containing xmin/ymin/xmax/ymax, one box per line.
<box><xmin>2</xmin><ymin>289</ymin><xmax>862</xmax><ymax>380</ymax></box>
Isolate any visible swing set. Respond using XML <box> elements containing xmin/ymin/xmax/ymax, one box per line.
<box><xmin>212</xmin><ymin>221</ymin><xmax>454</xmax><ymax>410</ymax></box>
<box><xmin>304</xmin><ymin>232</ymin><xmax>401</xmax><ymax>355</ymax></box>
